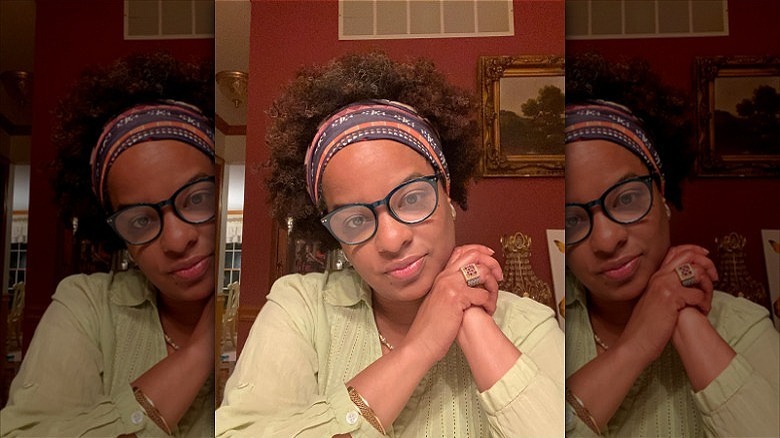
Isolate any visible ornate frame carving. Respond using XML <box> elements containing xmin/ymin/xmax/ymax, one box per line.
<box><xmin>695</xmin><ymin>55</ymin><xmax>780</xmax><ymax>177</ymax></box>
<box><xmin>479</xmin><ymin>55</ymin><xmax>565</xmax><ymax>177</ymax></box>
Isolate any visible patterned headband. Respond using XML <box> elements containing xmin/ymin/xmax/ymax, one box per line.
<box><xmin>565</xmin><ymin>100</ymin><xmax>665</xmax><ymax>194</ymax></box>
<box><xmin>304</xmin><ymin>99</ymin><xmax>450</xmax><ymax>206</ymax></box>
<box><xmin>90</xmin><ymin>100</ymin><xmax>215</xmax><ymax>208</ymax></box>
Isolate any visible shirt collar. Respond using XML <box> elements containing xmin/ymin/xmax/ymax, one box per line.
<box><xmin>109</xmin><ymin>269</ymin><xmax>157</xmax><ymax>307</ymax></box>
<box><xmin>322</xmin><ymin>268</ymin><xmax>373</xmax><ymax>307</ymax></box>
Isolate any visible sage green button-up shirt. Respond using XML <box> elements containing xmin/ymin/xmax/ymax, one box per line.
<box><xmin>216</xmin><ymin>269</ymin><xmax>564</xmax><ymax>437</ymax></box>
<box><xmin>565</xmin><ymin>272</ymin><xmax>780</xmax><ymax>437</ymax></box>
<box><xmin>1</xmin><ymin>270</ymin><xmax>214</xmax><ymax>437</ymax></box>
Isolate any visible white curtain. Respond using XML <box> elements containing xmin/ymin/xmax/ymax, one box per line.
<box><xmin>11</xmin><ymin>214</ymin><xmax>28</xmax><ymax>244</ymax></box>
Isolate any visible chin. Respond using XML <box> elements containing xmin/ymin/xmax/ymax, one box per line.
<box><xmin>165</xmin><ymin>275</ymin><xmax>215</xmax><ymax>302</ymax></box>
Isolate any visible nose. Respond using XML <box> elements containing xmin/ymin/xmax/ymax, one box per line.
<box><xmin>158</xmin><ymin>209</ymin><xmax>199</xmax><ymax>255</ymax></box>
<box><xmin>372</xmin><ymin>209</ymin><xmax>412</xmax><ymax>255</ymax></box>
<box><xmin>587</xmin><ymin>210</ymin><xmax>628</xmax><ymax>255</ymax></box>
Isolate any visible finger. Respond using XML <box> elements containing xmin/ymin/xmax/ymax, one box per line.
<box><xmin>661</xmin><ymin>249</ymin><xmax>706</xmax><ymax>271</ymax></box>
<box><xmin>692</xmin><ymin>255</ymin><xmax>718</xmax><ymax>283</ymax></box>
<box><xmin>462</xmin><ymin>285</ymin><xmax>492</xmax><ymax>309</ymax></box>
<box><xmin>448</xmin><ymin>251</ymin><xmax>504</xmax><ymax>282</ymax></box>
<box><xmin>480</xmin><ymin>276</ymin><xmax>500</xmax><ymax>315</ymax></box>
<box><xmin>677</xmin><ymin>260</ymin><xmax>718</xmax><ymax>287</ymax></box>
<box><xmin>480</xmin><ymin>272</ymin><xmax>500</xmax><ymax>296</ymax></box>
<box><xmin>691</xmin><ymin>275</ymin><xmax>714</xmax><ymax>314</ymax></box>
<box><xmin>664</xmin><ymin>244</ymin><xmax>709</xmax><ymax>263</ymax></box>
<box><xmin>674</xmin><ymin>286</ymin><xmax>707</xmax><ymax>310</ymax></box>
<box><xmin>662</xmin><ymin>253</ymin><xmax>718</xmax><ymax>284</ymax></box>
<box><xmin>450</xmin><ymin>244</ymin><xmax>496</xmax><ymax>261</ymax></box>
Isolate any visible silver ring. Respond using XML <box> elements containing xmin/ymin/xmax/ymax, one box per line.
<box><xmin>674</xmin><ymin>263</ymin><xmax>697</xmax><ymax>287</ymax></box>
<box><xmin>460</xmin><ymin>263</ymin><xmax>480</xmax><ymax>287</ymax></box>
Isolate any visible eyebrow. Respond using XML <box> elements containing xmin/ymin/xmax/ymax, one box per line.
<box><xmin>612</xmin><ymin>171</ymin><xmax>643</xmax><ymax>185</ymax></box>
<box><xmin>327</xmin><ymin>171</ymin><xmax>430</xmax><ymax>211</ymax></box>
<box><xmin>565</xmin><ymin>171</ymin><xmax>647</xmax><ymax>205</ymax></box>
<box><xmin>112</xmin><ymin>172</ymin><xmax>214</xmax><ymax>211</ymax></box>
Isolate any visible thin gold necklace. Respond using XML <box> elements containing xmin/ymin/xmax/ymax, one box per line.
<box><xmin>163</xmin><ymin>332</ymin><xmax>181</xmax><ymax>350</ymax></box>
<box><xmin>593</xmin><ymin>332</ymin><xmax>609</xmax><ymax>350</ymax></box>
<box><xmin>378</xmin><ymin>332</ymin><xmax>394</xmax><ymax>351</ymax></box>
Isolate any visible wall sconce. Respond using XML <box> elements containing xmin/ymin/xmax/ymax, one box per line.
<box><xmin>1</xmin><ymin>70</ymin><xmax>33</xmax><ymax>108</ymax></box>
<box><xmin>216</xmin><ymin>70</ymin><xmax>248</xmax><ymax>108</ymax></box>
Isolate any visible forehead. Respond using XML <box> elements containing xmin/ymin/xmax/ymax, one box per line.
<box><xmin>321</xmin><ymin>140</ymin><xmax>434</xmax><ymax>204</ymax></box>
<box><xmin>565</xmin><ymin>139</ymin><xmax>649</xmax><ymax>201</ymax></box>
<box><xmin>107</xmin><ymin>140</ymin><xmax>214</xmax><ymax>206</ymax></box>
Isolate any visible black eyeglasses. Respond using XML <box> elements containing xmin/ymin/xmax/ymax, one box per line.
<box><xmin>321</xmin><ymin>174</ymin><xmax>440</xmax><ymax>245</ymax></box>
<box><xmin>107</xmin><ymin>176</ymin><xmax>216</xmax><ymax>245</ymax></box>
<box><xmin>565</xmin><ymin>174</ymin><xmax>655</xmax><ymax>246</ymax></box>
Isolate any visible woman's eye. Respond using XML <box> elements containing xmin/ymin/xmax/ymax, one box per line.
<box><xmin>617</xmin><ymin>192</ymin><xmax>636</xmax><ymax>205</ymax></box>
<box><xmin>402</xmin><ymin>192</ymin><xmax>420</xmax><ymax>205</ymax></box>
<box><xmin>188</xmin><ymin>193</ymin><xmax>205</xmax><ymax>206</ymax></box>
<box><xmin>184</xmin><ymin>189</ymin><xmax>214</xmax><ymax>208</ymax></box>
<box><xmin>612</xmin><ymin>190</ymin><xmax>641</xmax><ymax>208</ymax></box>
<box><xmin>397</xmin><ymin>189</ymin><xmax>429</xmax><ymax>209</ymax></box>
<box><xmin>129</xmin><ymin>214</ymin><xmax>153</xmax><ymax>229</ymax></box>
<box><xmin>565</xmin><ymin>215</ymin><xmax>583</xmax><ymax>229</ymax></box>
<box><xmin>344</xmin><ymin>214</ymin><xmax>369</xmax><ymax>229</ymax></box>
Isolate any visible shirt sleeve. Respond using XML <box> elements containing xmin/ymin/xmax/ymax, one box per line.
<box><xmin>478</xmin><ymin>295</ymin><xmax>566</xmax><ymax>438</ymax></box>
<box><xmin>215</xmin><ymin>274</ymin><xmax>379</xmax><ymax>438</ymax></box>
<box><xmin>0</xmin><ymin>275</ymin><xmax>159</xmax><ymax>437</ymax></box>
<box><xmin>694</xmin><ymin>296</ymin><xmax>780</xmax><ymax>437</ymax></box>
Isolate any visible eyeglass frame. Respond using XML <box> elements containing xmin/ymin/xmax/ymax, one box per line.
<box><xmin>565</xmin><ymin>174</ymin><xmax>657</xmax><ymax>246</ymax></box>
<box><xmin>320</xmin><ymin>173</ymin><xmax>440</xmax><ymax>245</ymax></box>
<box><xmin>106</xmin><ymin>175</ymin><xmax>216</xmax><ymax>245</ymax></box>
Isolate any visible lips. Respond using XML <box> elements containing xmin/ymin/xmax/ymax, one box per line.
<box><xmin>599</xmin><ymin>255</ymin><xmax>640</xmax><ymax>282</ymax></box>
<box><xmin>385</xmin><ymin>255</ymin><xmax>425</xmax><ymax>281</ymax></box>
<box><xmin>169</xmin><ymin>254</ymin><xmax>212</xmax><ymax>282</ymax></box>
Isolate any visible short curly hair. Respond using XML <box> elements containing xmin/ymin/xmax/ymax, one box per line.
<box><xmin>51</xmin><ymin>51</ymin><xmax>213</xmax><ymax>252</ymax></box>
<box><xmin>565</xmin><ymin>52</ymin><xmax>695</xmax><ymax>209</ymax></box>
<box><xmin>266</xmin><ymin>51</ymin><xmax>481</xmax><ymax>250</ymax></box>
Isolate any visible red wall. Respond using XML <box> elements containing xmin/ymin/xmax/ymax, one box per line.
<box><xmin>239</xmin><ymin>0</ymin><xmax>565</xmax><ymax>350</ymax></box>
<box><xmin>24</xmin><ymin>0</ymin><xmax>212</xmax><ymax>349</ymax></box>
<box><xmin>567</xmin><ymin>0</ymin><xmax>780</xmax><ymax>307</ymax></box>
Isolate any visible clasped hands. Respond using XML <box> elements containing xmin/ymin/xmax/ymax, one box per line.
<box><xmin>404</xmin><ymin>244</ymin><xmax>505</xmax><ymax>364</ymax></box>
<box><xmin>619</xmin><ymin>244</ymin><xmax>720</xmax><ymax>364</ymax></box>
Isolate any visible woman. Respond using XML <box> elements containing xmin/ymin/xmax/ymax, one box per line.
<box><xmin>216</xmin><ymin>52</ymin><xmax>564</xmax><ymax>437</ymax></box>
<box><xmin>0</xmin><ymin>53</ymin><xmax>215</xmax><ymax>437</ymax></box>
<box><xmin>564</xmin><ymin>55</ymin><xmax>780</xmax><ymax>437</ymax></box>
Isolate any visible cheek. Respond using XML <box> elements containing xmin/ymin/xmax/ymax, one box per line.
<box><xmin>200</xmin><ymin>222</ymin><xmax>217</xmax><ymax>245</ymax></box>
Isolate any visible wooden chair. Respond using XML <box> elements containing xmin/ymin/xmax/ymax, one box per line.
<box><xmin>7</xmin><ymin>282</ymin><xmax>25</xmax><ymax>352</ymax></box>
<box><xmin>222</xmin><ymin>281</ymin><xmax>240</xmax><ymax>350</ymax></box>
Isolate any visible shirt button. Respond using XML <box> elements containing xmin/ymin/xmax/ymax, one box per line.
<box><xmin>131</xmin><ymin>410</ymin><xmax>144</xmax><ymax>425</ymax></box>
<box><xmin>346</xmin><ymin>410</ymin><xmax>359</xmax><ymax>425</ymax></box>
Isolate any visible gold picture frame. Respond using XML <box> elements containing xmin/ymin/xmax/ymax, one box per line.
<box><xmin>695</xmin><ymin>55</ymin><xmax>780</xmax><ymax>177</ymax></box>
<box><xmin>479</xmin><ymin>55</ymin><xmax>565</xmax><ymax>177</ymax></box>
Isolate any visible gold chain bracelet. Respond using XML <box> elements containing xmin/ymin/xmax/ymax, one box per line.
<box><xmin>347</xmin><ymin>386</ymin><xmax>386</xmax><ymax>435</ymax></box>
<box><xmin>132</xmin><ymin>386</ymin><xmax>173</xmax><ymax>435</ymax></box>
<box><xmin>566</xmin><ymin>388</ymin><xmax>601</xmax><ymax>435</ymax></box>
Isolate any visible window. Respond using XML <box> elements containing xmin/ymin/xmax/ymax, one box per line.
<box><xmin>223</xmin><ymin>242</ymin><xmax>241</xmax><ymax>291</ymax></box>
<box><xmin>339</xmin><ymin>0</ymin><xmax>514</xmax><ymax>40</ymax></box>
<box><xmin>566</xmin><ymin>0</ymin><xmax>728</xmax><ymax>40</ymax></box>
<box><xmin>8</xmin><ymin>242</ymin><xmax>26</xmax><ymax>292</ymax></box>
<box><xmin>125</xmin><ymin>0</ymin><xmax>214</xmax><ymax>39</ymax></box>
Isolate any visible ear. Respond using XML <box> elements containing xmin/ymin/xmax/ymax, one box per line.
<box><xmin>664</xmin><ymin>201</ymin><xmax>671</xmax><ymax>219</ymax></box>
<box><xmin>449</xmin><ymin>201</ymin><xmax>457</xmax><ymax>221</ymax></box>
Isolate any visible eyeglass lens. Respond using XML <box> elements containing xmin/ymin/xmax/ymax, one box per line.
<box><xmin>111</xmin><ymin>178</ymin><xmax>216</xmax><ymax>245</ymax></box>
<box><xmin>323</xmin><ymin>175</ymin><xmax>438</xmax><ymax>245</ymax></box>
<box><xmin>565</xmin><ymin>176</ymin><xmax>653</xmax><ymax>245</ymax></box>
